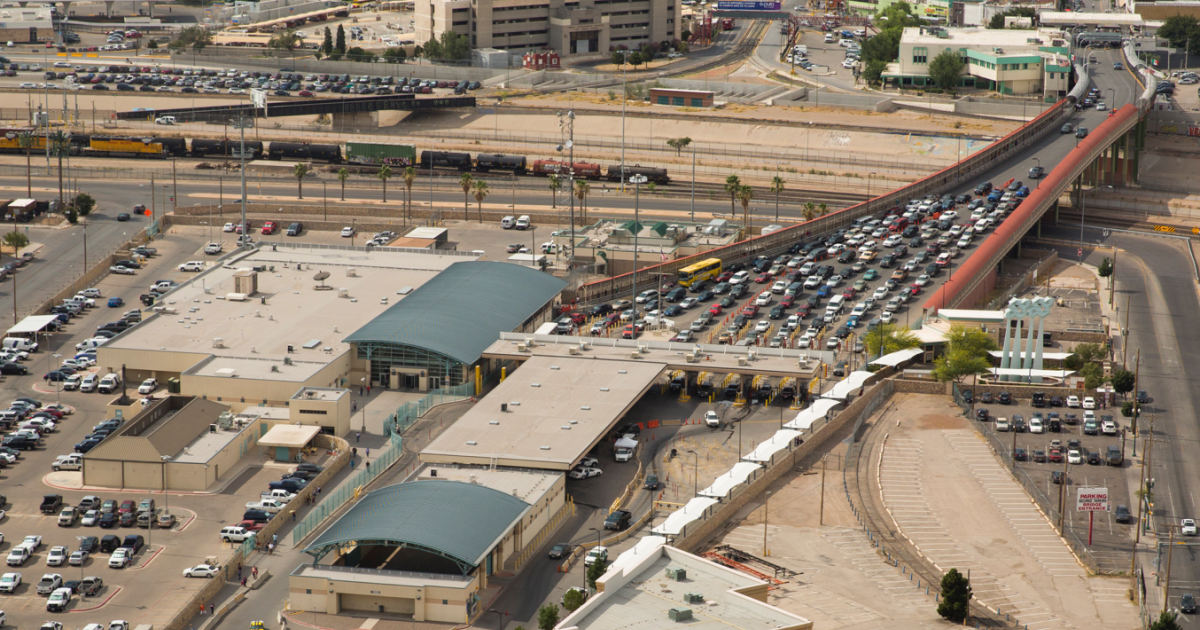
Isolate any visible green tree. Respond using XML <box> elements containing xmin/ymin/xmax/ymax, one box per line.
<box><xmin>423</xmin><ymin>31</ymin><xmax>470</xmax><ymax>60</ymax></box>
<box><xmin>335</xmin><ymin>24</ymin><xmax>346</xmax><ymax>53</ymax></box>
<box><xmin>723</xmin><ymin>174</ymin><xmax>741</xmax><ymax>216</ymax></box>
<box><xmin>337</xmin><ymin>168</ymin><xmax>350</xmax><ymax>201</ymax></box>
<box><xmin>562</xmin><ymin>587</ymin><xmax>587</xmax><ymax>611</ymax></box>
<box><xmin>769</xmin><ymin>175</ymin><xmax>785</xmax><ymax>222</ymax></box>
<box><xmin>383</xmin><ymin>46</ymin><xmax>407</xmax><ymax>62</ymax></box>
<box><xmin>945</xmin><ymin>324</ymin><xmax>999</xmax><ymax>357</ymax></box>
<box><xmin>1157</xmin><ymin>15</ymin><xmax>1200</xmax><ymax>54</ymax></box>
<box><xmin>147</xmin><ymin>39</ymin><xmax>158</xmax><ymax>50</ymax></box>
<box><xmin>1110</xmin><ymin>369</ymin><xmax>1135</xmax><ymax>396</ymax></box>
<box><xmin>169</xmin><ymin>25</ymin><xmax>213</xmax><ymax>52</ymax></box>
<box><xmin>666</xmin><ymin>137</ymin><xmax>692</xmax><ymax>156</ymax></box>
<box><xmin>268</xmin><ymin>29</ymin><xmax>302</xmax><ymax>51</ymax></box>
<box><xmin>861</xmin><ymin>59</ymin><xmax>887</xmax><ymax>85</ymax></box>
<box><xmin>377</xmin><ymin>165</ymin><xmax>393</xmax><ymax>203</ymax></box>
<box><xmin>1074</xmin><ymin>342</ymin><xmax>1104</xmax><ymax>364</ymax></box>
<box><xmin>537</xmin><ymin>604</ymin><xmax>560</xmax><ymax>630</ymax></box>
<box><xmin>737</xmin><ymin>184</ymin><xmax>755</xmax><ymax>233</ymax></box>
<box><xmin>928</xmin><ymin>48</ymin><xmax>964</xmax><ymax>91</ymax></box>
<box><xmin>1098</xmin><ymin>256</ymin><xmax>1113</xmax><ymax>278</ymax></box>
<box><xmin>864</xmin><ymin>323</ymin><xmax>920</xmax><ymax>357</ymax></box>
<box><xmin>586</xmin><ymin>557</ymin><xmax>609</xmax><ymax>590</ymax></box>
<box><xmin>402</xmin><ymin>166</ymin><xmax>417</xmax><ymax>223</ymax></box>
<box><xmin>936</xmin><ymin>568</ymin><xmax>972</xmax><ymax>622</ymax></box>
<box><xmin>861</xmin><ymin>27</ymin><xmax>903</xmax><ymax>65</ymax></box>
<box><xmin>65</xmin><ymin>208</ymin><xmax>78</xmax><ymax>224</ymax></box>
<box><xmin>346</xmin><ymin>46</ymin><xmax>372</xmax><ymax>62</ymax></box>
<box><xmin>3</xmin><ymin>231</ymin><xmax>29</xmax><ymax>253</ymax></box>
<box><xmin>293</xmin><ymin>163</ymin><xmax>308</xmax><ymax>199</ymax></box>
<box><xmin>802</xmin><ymin>201</ymin><xmax>817</xmax><ymax>221</ymax></box>
<box><xmin>1150</xmin><ymin>610</ymin><xmax>1183</xmax><ymax>630</ymax></box>
<box><xmin>73</xmin><ymin>193</ymin><xmax>95</xmax><ymax>217</ymax></box>
<box><xmin>548</xmin><ymin>174</ymin><xmax>562</xmax><ymax>208</ymax></box>
<box><xmin>818</xmin><ymin>202</ymin><xmax>828</xmax><ymax>216</ymax></box>
<box><xmin>1080</xmin><ymin>362</ymin><xmax>1103</xmax><ymax>389</ymax></box>
<box><xmin>611</xmin><ymin>50</ymin><xmax>626</xmax><ymax>66</ymax></box>
<box><xmin>628</xmin><ymin>51</ymin><xmax>643</xmax><ymax>69</ymax></box>
<box><xmin>988</xmin><ymin>7</ymin><xmax>1038</xmax><ymax>29</ymax></box>
<box><xmin>575</xmin><ymin>180</ymin><xmax>590</xmax><ymax>223</ymax></box>
<box><xmin>472</xmin><ymin>180</ymin><xmax>489</xmax><ymax>223</ymax></box>
<box><xmin>322</xmin><ymin>26</ymin><xmax>333</xmax><ymax>55</ymax></box>
<box><xmin>459</xmin><ymin>173</ymin><xmax>474</xmax><ymax>220</ymax></box>
<box><xmin>934</xmin><ymin>348</ymin><xmax>991</xmax><ymax>383</ymax></box>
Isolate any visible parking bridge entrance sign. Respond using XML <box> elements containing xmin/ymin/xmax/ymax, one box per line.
<box><xmin>1076</xmin><ymin>487</ymin><xmax>1109</xmax><ymax>545</ymax></box>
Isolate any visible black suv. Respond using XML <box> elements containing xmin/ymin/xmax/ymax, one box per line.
<box><xmin>604</xmin><ymin>509</ymin><xmax>632</xmax><ymax>530</ymax></box>
<box><xmin>121</xmin><ymin>534</ymin><xmax>145</xmax><ymax>553</ymax></box>
<box><xmin>79</xmin><ymin>536</ymin><xmax>99</xmax><ymax>553</ymax></box>
<box><xmin>998</xmin><ymin>391</ymin><xmax>1012</xmax><ymax>405</ymax></box>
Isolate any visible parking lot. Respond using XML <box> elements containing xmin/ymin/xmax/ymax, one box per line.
<box><xmin>0</xmin><ymin>228</ymin><xmax>340</xmax><ymax>629</ymax></box>
<box><xmin>972</xmin><ymin>394</ymin><xmax>1135</xmax><ymax>573</ymax></box>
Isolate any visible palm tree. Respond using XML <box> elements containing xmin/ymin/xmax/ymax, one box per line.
<box><xmin>723</xmin><ymin>174</ymin><xmax>741</xmax><ymax>216</ymax></box>
<box><xmin>548</xmin><ymin>174</ymin><xmax>562</xmax><ymax>209</ymax></box>
<box><xmin>18</xmin><ymin>131</ymin><xmax>35</xmax><ymax>198</ymax></box>
<box><xmin>471</xmin><ymin>180</ymin><xmax>489</xmax><ymax>223</ymax></box>
<box><xmin>769</xmin><ymin>176</ymin><xmax>785</xmax><ymax>222</ymax></box>
<box><xmin>459</xmin><ymin>173</ymin><xmax>474</xmax><ymax>220</ymax></box>
<box><xmin>818</xmin><ymin>202</ymin><xmax>828</xmax><ymax>216</ymax></box>
<box><xmin>293</xmin><ymin>163</ymin><xmax>308</xmax><ymax>199</ymax></box>
<box><xmin>574</xmin><ymin>180</ymin><xmax>590</xmax><ymax>223</ymax></box>
<box><xmin>377</xmin><ymin>165</ymin><xmax>392</xmax><ymax>203</ymax></box>
<box><xmin>49</xmin><ymin>131</ymin><xmax>70</xmax><ymax>208</ymax></box>
<box><xmin>802</xmin><ymin>201</ymin><xmax>817</xmax><ymax>222</ymax></box>
<box><xmin>337</xmin><ymin>167</ymin><xmax>349</xmax><ymax>201</ymax></box>
<box><xmin>402</xmin><ymin>166</ymin><xmax>417</xmax><ymax>224</ymax></box>
<box><xmin>737</xmin><ymin>184</ymin><xmax>754</xmax><ymax>235</ymax></box>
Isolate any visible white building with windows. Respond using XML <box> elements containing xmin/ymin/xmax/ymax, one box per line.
<box><xmin>884</xmin><ymin>26</ymin><xmax>1073</xmax><ymax>98</ymax></box>
<box><xmin>415</xmin><ymin>0</ymin><xmax>681</xmax><ymax>57</ymax></box>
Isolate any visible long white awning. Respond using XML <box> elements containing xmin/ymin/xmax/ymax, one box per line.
<box><xmin>870</xmin><ymin>348</ymin><xmax>923</xmax><ymax>367</ymax></box>
<box><xmin>650</xmin><ymin>497</ymin><xmax>719</xmax><ymax>536</ymax></box>
<box><xmin>820</xmin><ymin>371</ymin><xmax>874</xmax><ymax>400</ymax></box>
<box><xmin>742</xmin><ymin>429</ymin><xmax>802</xmax><ymax>464</ymax></box>
<box><xmin>699</xmin><ymin>462</ymin><xmax>763</xmax><ymax>499</ymax></box>
<box><xmin>784</xmin><ymin>398</ymin><xmax>842</xmax><ymax>430</ymax></box>
<box><xmin>6</xmin><ymin>315</ymin><xmax>60</xmax><ymax>335</ymax></box>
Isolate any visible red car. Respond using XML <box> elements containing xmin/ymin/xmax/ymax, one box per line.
<box><xmin>754</xmin><ymin>273</ymin><xmax>772</xmax><ymax>284</ymax></box>
<box><xmin>569</xmin><ymin>312</ymin><xmax>587</xmax><ymax>325</ymax></box>
<box><xmin>261</xmin><ymin>221</ymin><xmax>278</xmax><ymax>235</ymax></box>
<box><xmin>842</xmin><ymin>288</ymin><xmax>856</xmax><ymax>299</ymax></box>
<box><xmin>741</xmin><ymin>305</ymin><xmax>759</xmax><ymax>317</ymax></box>
<box><xmin>237</xmin><ymin>519</ymin><xmax>266</xmax><ymax>532</ymax></box>
<box><xmin>1047</xmin><ymin>449</ymin><xmax>1063</xmax><ymax>463</ymax></box>
<box><xmin>622</xmin><ymin>324</ymin><xmax>638</xmax><ymax>339</ymax></box>
<box><xmin>796</xmin><ymin>305</ymin><xmax>811</xmax><ymax>318</ymax></box>
<box><xmin>298</xmin><ymin>90</ymin><xmax>314</xmax><ymax>97</ymax></box>
<box><xmin>717</xmin><ymin>271</ymin><xmax>734</xmax><ymax>282</ymax></box>
<box><xmin>780</xmin><ymin>295</ymin><xmax>795</xmax><ymax>308</ymax></box>
<box><xmin>909</xmin><ymin>285</ymin><xmax>921</xmax><ymax>296</ymax></box>
<box><xmin>708</xmin><ymin>304</ymin><xmax>722</xmax><ymax>316</ymax></box>
<box><xmin>118</xmin><ymin>500</ymin><xmax>135</xmax><ymax>514</ymax></box>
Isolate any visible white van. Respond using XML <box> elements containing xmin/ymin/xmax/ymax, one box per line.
<box><xmin>2</xmin><ymin>337</ymin><xmax>37</xmax><ymax>352</ymax></box>
<box><xmin>96</xmin><ymin>373</ymin><xmax>121</xmax><ymax>394</ymax></box>
<box><xmin>515</xmin><ymin>215</ymin><xmax>531</xmax><ymax>230</ymax></box>
<box><xmin>155</xmin><ymin>116</ymin><xmax>176</xmax><ymax>125</ymax></box>
<box><xmin>501</xmin><ymin>216</ymin><xmax>516</xmax><ymax>229</ymax></box>
<box><xmin>824</xmin><ymin>33</ymin><xmax>835</xmax><ymax>43</ymax></box>
<box><xmin>793</xmin><ymin>44</ymin><xmax>808</xmax><ymax>55</ymax></box>
<box><xmin>826</xmin><ymin>294</ymin><xmax>846</xmax><ymax>314</ymax></box>
<box><xmin>839</xmin><ymin>38</ymin><xmax>854</xmax><ymax>47</ymax></box>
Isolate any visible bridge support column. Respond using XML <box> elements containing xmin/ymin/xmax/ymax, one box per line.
<box><xmin>104</xmin><ymin>0</ymin><xmax>114</xmax><ymax>16</ymax></box>
<box><xmin>1131</xmin><ymin>126</ymin><xmax>1142</xmax><ymax>184</ymax></box>
<box><xmin>148</xmin><ymin>1</ymin><xmax>155</xmax><ymax>18</ymax></box>
<box><xmin>1107</xmin><ymin>142</ymin><xmax>1117</xmax><ymax>186</ymax></box>
<box><xmin>1052</xmin><ymin>199</ymin><xmax>1060</xmax><ymax>223</ymax></box>
<box><xmin>336</xmin><ymin>110</ymin><xmax>380</xmax><ymax>131</ymax></box>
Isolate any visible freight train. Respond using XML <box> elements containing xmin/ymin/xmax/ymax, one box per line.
<box><xmin>0</xmin><ymin>130</ymin><xmax>672</xmax><ymax>183</ymax></box>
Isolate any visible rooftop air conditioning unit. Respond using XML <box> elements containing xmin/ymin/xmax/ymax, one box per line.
<box><xmin>346</xmin><ymin>268</ymin><xmax>357</xmax><ymax>277</ymax></box>
<box><xmin>638</xmin><ymin>344</ymin><xmax>648</xmax><ymax>354</ymax></box>
<box><xmin>525</xmin><ymin>336</ymin><xmax>535</xmax><ymax>347</ymax></box>
<box><xmin>212</xmin><ymin>338</ymin><xmax>224</xmax><ymax>348</ymax></box>
<box><xmin>630</xmin><ymin>351</ymin><xmax>641</xmax><ymax>359</ymax></box>
<box><xmin>568</xmin><ymin>347</ymin><xmax>580</xmax><ymax>355</ymax></box>
<box><xmin>748</xmin><ymin>349</ymin><xmax>758</xmax><ymax>361</ymax></box>
<box><xmin>686</xmin><ymin>352</ymin><xmax>698</xmax><ymax>363</ymax></box>
<box><xmin>737</xmin><ymin>357</ymin><xmax>748</xmax><ymax>366</ymax></box>
<box><xmin>517</xmin><ymin>343</ymin><xmax>528</xmax><ymax>352</ymax></box>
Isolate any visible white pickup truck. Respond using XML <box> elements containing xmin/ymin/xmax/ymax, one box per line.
<box><xmin>52</xmin><ymin>454</ymin><xmax>83</xmax><ymax>471</ymax></box>
<box><xmin>244</xmin><ymin>498</ymin><xmax>286</xmax><ymax>514</ymax></box>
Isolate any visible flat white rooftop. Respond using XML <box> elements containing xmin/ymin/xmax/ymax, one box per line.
<box><xmin>414</xmin><ymin>463</ymin><xmax>560</xmax><ymax>505</ymax></box>
<box><xmin>560</xmin><ymin>541</ymin><xmax>812</xmax><ymax>630</ymax></box>
<box><xmin>420</xmin><ymin>355</ymin><xmax>665</xmax><ymax>471</ymax></box>
<box><xmin>172</xmin><ymin>423</ymin><xmax>252</xmax><ymax>464</ymax></box>
<box><xmin>104</xmin><ymin>243</ymin><xmax>478</xmax><ymax>377</ymax></box>
<box><xmin>902</xmin><ymin>26</ymin><xmax>1070</xmax><ymax>50</ymax></box>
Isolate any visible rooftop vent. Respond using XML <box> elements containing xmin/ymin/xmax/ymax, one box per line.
<box><xmin>665</xmin><ymin>567</ymin><xmax>687</xmax><ymax>580</ymax></box>
<box><xmin>668</xmin><ymin>608</ymin><xmax>693</xmax><ymax>622</ymax></box>
<box><xmin>683</xmin><ymin>593</ymin><xmax>705</xmax><ymax>604</ymax></box>
<box><xmin>466</xmin><ymin>440</ymin><xmax>477</xmax><ymax>446</ymax></box>
<box><xmin>540</xmin><ymin>445</ymin><xmax>551</xmax><ymax>450</ymax></box>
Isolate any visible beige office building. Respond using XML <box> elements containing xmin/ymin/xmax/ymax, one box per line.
<box><xmin>416</xmin><ymin>0</ymin><xmax>681</xmax><ymax>55</ymax></box>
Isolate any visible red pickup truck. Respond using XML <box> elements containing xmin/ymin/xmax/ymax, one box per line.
<box><xmin>261</xmin><ymin>221</ymin><xmax>278</xmax><ymax>235</ymax></box>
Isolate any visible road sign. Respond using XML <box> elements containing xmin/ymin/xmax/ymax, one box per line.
<box><xmin>1077</xmin><ymin>247</ymin><xmax>1083</xmax><ymax>257</ymax></box>
<box><xmin>1076</xmin><ymin>487</ymin><xmax>1109</xmax><ymax>512</ymax></box>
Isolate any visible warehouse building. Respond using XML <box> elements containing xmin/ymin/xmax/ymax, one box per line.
<box><xmin>415</xmin><ymin>0</ymin><xmax>681</xmax><ymax>57</ymax></box>
<box><xmin>0</xmin><ymin>7</ymin><xmax>54</xmax><ymax>44</ymax></box>
<box><xmin>290</xmin><ymin>467</ymin><xmax>564</xmax><ymax>622</ymax></box>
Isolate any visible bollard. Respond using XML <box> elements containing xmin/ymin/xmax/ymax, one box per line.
<box><xmin>935</xmin><ymin>593</ymin><xmax>938</xmax><ymax>602</ymax></box>
<box><xmin>917</xmin><ymin>579</ymin><xmax>920</xmax><ymax>588</ymax></box>
<box><xmin>926</xmin><ymin>586</ymin><xmax>929</xmax><ymax>595</ymax></box>
<box><xmin>1007</xmin><ymin>614</ymin><xmax>1010</xmax><ymax>621</ymax></box>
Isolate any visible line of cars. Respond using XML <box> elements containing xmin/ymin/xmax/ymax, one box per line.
<box><xmin>216</xmin><ymin>462</ymin><xmax>322</xmax><ymax>545</ymax></box>
<box><xmin>0</xmin><ymin>397</ymin><xmax>71</xmax><ymax>456</ymax></box>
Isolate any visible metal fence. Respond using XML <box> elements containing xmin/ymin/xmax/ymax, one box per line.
<box><xmin>950</xmin><ymin>383</ymin><xmax>1108</xmax><ymax>574</ymax></box>
<box><xmin>290</xmin><ymin>434</ymin><xmax>403</xmax><ymax>545</ymax></box>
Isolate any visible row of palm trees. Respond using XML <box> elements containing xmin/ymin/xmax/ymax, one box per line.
<box><xmin>724</xmin><ymin>174</ymin><xmax>829</xmax><ymax>232</ymax></box>
<box><xmin>548</xmin><ymin>174</ymin><xmax>592</xmax><ymax>222</ymax></box>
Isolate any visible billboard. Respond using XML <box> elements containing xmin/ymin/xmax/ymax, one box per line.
<box><xmin>1076</xmin><ymin>487</ymin><xmax>1109</xmax><ymax>512</ymax></box>
<box><xmin>716</xmin><ymin>1</ymin><xmax>782</xmax><ymax>10</ymax></box>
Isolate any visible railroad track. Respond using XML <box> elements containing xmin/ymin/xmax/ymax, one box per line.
<box><xmin>670</xmin><ymin>20</ymin><xmax>770</xmax><ymax>80</ymax></box>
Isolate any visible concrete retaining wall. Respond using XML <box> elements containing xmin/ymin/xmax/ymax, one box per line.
<box><xmin>174</xmin><ymin>52</ymin><xmax>514</xmax><ymax>83</ymax></box>
<box><xmin>956</xmin><ymin>98</ymin><xmax>1052</xmax><ymax>119</ymax></box>
<box><xmin>804</xmin><ymin>92</ymin><xmax>895</xmax><ymax>112</ymax></box>
<box><xmin>673</xmin><ymin>378</ymin><xmax>895</xmax><ymax>552</ymax></box>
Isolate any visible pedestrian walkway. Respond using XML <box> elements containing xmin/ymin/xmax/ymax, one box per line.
<box><xmin>874</xmin><ymin>396</ymin><xmax>1139</xmax><ymax>630</ymax></box>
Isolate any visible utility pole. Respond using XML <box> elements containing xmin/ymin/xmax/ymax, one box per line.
<box><xmin>1109</xmin><ymin>247</ymin><xmax>1117</xmax><ymax>307</ymax></box>
<box><xmin>1122</xmin><ymin>295</ymin><xmax>1131</xmax><ymax>367</ymax></box>
<box><xmin>1164</xmin><ymin>526</ymin><xmax>1176</xmax><ymax>606</ymax></box>
<box><xmin>1057</xmin><ymin>454</ymin><xmax>1069</xmax><ymax>532</ymax></box>
<box><xmin>819</xmin><ymin>454</ymin><xmax>827</xmax><ymax>526</ymax></box>
<box><xmin>230</xmin><ymin>113</ymin><xmax>252</xmax><ymax>245</ymax></box>
<box><xmin>1136</xmin><ymin>415</ymin><xmax>1155</xmax><ymax>545</ymax></box>
<box><xmin>1131</xmin><ymin>349</ymin><xmax>1140</xmax><ymax>436</ymax></box>
<box><xmin>172</xmin><ymin>159</ymin><xmax>178</xmax><ymax>216</ymax></box>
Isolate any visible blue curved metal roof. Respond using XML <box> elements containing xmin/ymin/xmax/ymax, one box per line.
<box><xmin>344</xmin><ymin>261</ymin><xmax>565</xmax><ymax>364</ymax></box>
<box><xmin>304</xmin><ymin>479</ymin><xmax>530</xmax><ymax>567</ymax></box>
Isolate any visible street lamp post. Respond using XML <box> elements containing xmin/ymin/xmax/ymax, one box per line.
<box><xmin>685</xmin><ymin>449</ymin><xmax>699</xmax><ymax>496</ymax></box>
<box><xmin>867</xmin><ymin>171</ymin><xmax>876</xmax><ymax>198</ymax></box>
<box><xmin>630</xmin><ymin>174</ymin><xmax>648</xmax><ymax>303</ymax></box>
<box><xmin>161</xmin><ymin>455</ymin><xmax>170</xmax><ymax>520</ymax></box>
<box><xmin>1079</xmin><ymin>185</ymin><xmax>1113</xmax><ymax>263</ymax></box>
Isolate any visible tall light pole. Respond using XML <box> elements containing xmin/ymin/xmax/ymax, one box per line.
<box><xmin>867</xmin><ymin>171</ymin><xmax>876</xmax><ymax>198</ymax></box>
<box><xmin>557</xmin><ymin>110</ymin><xmax>576</xmax><ymax>270</ymax></box>
<box><xmin>620</xmin><ymin>50</ymin><xmax>630</xmax><ymax>192</ymax></box>
<box><xmin>230</xmin><ymin>112</ymin><xmax>253</xmax><ymax>248</ymax></box>
<box><xmin>630</xmin><ymin>174</ymin><xmax>647</xmax><ymax>302</ymax></box>
<box><xmin>1079</xmin><ymin>185</ymin><xmax>1112</xmax><ymax>263</ymax></box>
<box><xmin>685</xmin><ymin>449</ymin><xmax>698</xmax><ymax>496</ymax></box>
